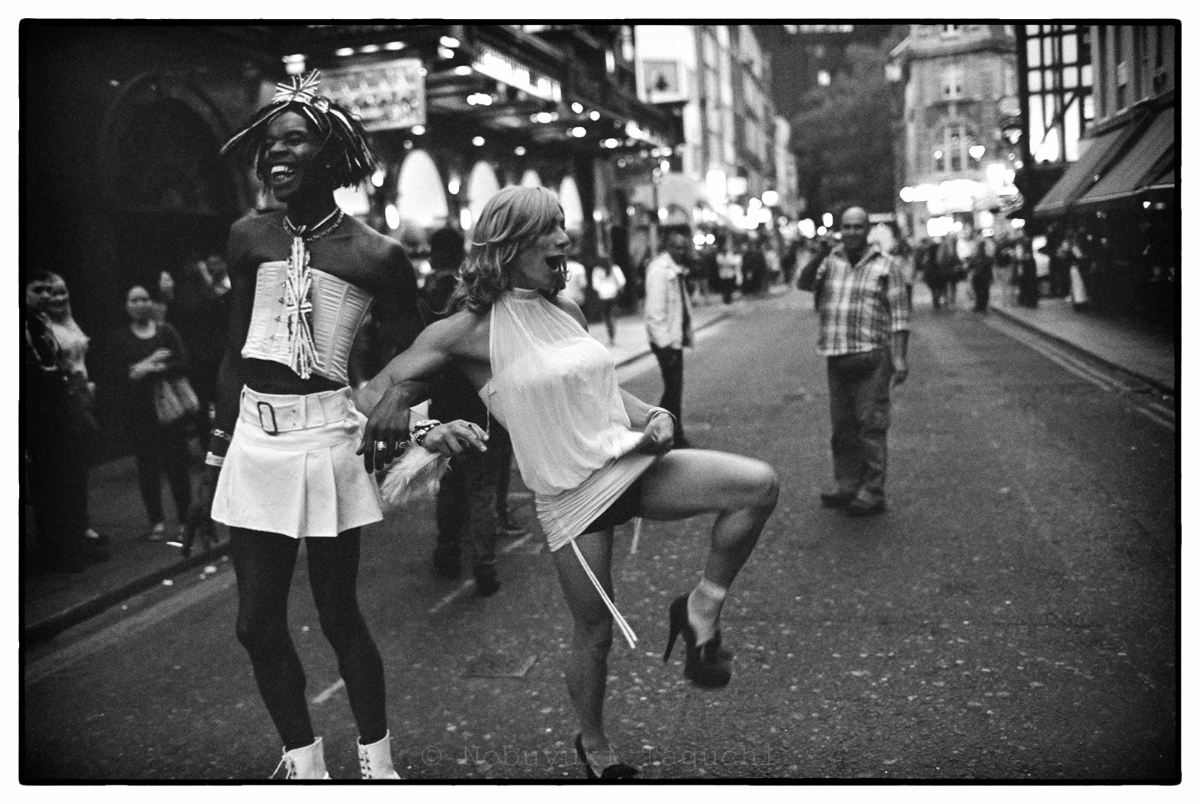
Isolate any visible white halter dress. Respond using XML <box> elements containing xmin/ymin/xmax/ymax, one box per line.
<box><xmin>481</xmin><ymin>289</ymin><xmax>658</xmax><ymax>645</ymax></box>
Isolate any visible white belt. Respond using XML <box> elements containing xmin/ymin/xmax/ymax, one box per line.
<box><xmin>239</xmin><ymin>387</ymin><xmax>353</xmax><ymax>434</ymax></box>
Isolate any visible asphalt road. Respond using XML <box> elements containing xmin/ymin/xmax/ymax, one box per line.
<box><xmin>22</xmin><ymin>289</ymin><xmax>1178</xmax><ymax>782</ymax></box>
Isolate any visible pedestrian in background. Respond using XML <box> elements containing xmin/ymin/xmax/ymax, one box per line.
<box><xmin>425</xmin><ymin>225</ymin><xmax>525</xmax><ymax>597</ymax></box>
<box><xmin>170</xmin><ymin>259</ymin><xmax>228</xmax><ymax>423</ymax></box>
<box><xmin>715</xmin><ymin>233</ymin><xmax>740</xmax><ymax>304</ymax></box>
<box><xmin>41</xmin><ymin>271</ymin><xmax>108</xmax><ymax>548</ymax></box>
<box><xmin>797</xmin><ymin>206</ymin><xmax>910</xmax><ymax>517</ymax></box>
<box><xmin>645</xmin><ymin>231</ymin><xmax>695</xmax><ymax>448</ymax></box>
<box><xmin>591</xmin><ymin>256</ymin><xmax>626</xmax><ymax>346</ymax></box>
<box><xmin>22</xmin><ymin>272</ymin><xmax>110</xmax><ymax>573</ymax></box>
<box><xmin>356</xmin><ymin>185</ymin><xmax>779</xmax><ymax>780</ymax></box>
<box><xmin>112</xmin><ymin>284</ymin><xmax>195</xmax><ymax>543</ymax></box>
<box><xmin>917</xmin><ymin>237</ymin><xmax>946</xmax><ymax>310</ymax></box>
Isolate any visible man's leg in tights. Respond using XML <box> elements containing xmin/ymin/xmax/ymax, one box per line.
<box><xmin>306</xmin><ymin>530</ymin><xmax>388</xmax><ymax>745</ymax></box>
<box><xmin>230</xmin><ymin>528</ymin><xmax>314</xmax><ymax>750</ymax></box>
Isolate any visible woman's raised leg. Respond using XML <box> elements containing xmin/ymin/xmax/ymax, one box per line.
<box><xmin>637</xmin><ymin>449</ymin><xmax>779</xmax><ymax>648</ymax></box>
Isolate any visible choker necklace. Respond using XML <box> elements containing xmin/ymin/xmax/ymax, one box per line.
<box><xmin>279</xmin><ymin>207</ymin><xmax>345</xmax><ymax>379</ymax></box>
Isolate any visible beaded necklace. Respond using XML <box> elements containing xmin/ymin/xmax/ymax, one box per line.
<box><xmin>279</xmin><ymin>207</ymin><xmax>345</xmax><ymax>379</ymax></box>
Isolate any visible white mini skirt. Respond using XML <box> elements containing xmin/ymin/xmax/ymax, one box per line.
<box><xmin>212</xmin><ymin>386</ymin><xmax>383</xmax><ymax>538</ymax></box>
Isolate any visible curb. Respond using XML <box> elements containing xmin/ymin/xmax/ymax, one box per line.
<box><xmin>990</xmin><ymin>306</ymin><xmax>1175</xmax><ymax>397</ymax></box>
<box><xmin>612</xmin><ymin>308</ymin><xmax>732</xmax><ymax>369</ymax></box>
<box><xmin>22</xmin><ymin>541</ymin><xmax>230</xmax><ymax>646</ymax></box>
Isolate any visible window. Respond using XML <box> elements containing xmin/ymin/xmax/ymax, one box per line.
<box><xmin>941</xmin><ymin>24</ymin><xmax>963</xmax><ymax>36</ymax></box>
<box><xmin>933</xmin><ymin>123</ymin><xmax>975</xmax><ymax>173</ymax></box>
<box><xmin>942</xmin><ymin>65</ymin><xmax>964</xmax><ymax>99</ymax></box>
<box><xmin>1023</xmin><ymin>23</ymin><xmax>1095</xmax><ymax>160</ymax></box>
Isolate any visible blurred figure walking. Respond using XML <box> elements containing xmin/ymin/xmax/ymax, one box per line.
<box><xmin>591</xmin><ymin>256</ymin><xmax>626</xmax><ymax>345</ymax></box>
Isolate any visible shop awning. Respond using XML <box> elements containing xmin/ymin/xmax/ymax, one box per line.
<box><xmin>1075</xmin><ymin>107</ymin><xmax>1176</xmax><ymax>208</ymax></box>
<box><xmin>1033</xmin><ymin>120</ymin><xmax>1141</xmax><ymax>218</ymax></box>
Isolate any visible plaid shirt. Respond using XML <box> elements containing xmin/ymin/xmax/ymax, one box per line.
<box><xmin>813</xmin><ymin>244</ymin><xmax>910</xmax><ymax>357</ymax></box>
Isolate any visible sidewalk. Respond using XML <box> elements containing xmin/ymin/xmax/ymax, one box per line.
<box><xmin>21</xmin><ymin>300</ymin><xmax>733</xmax><ymax>645</ymax></box>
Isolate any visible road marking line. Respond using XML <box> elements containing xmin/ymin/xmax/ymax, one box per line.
<box><xmin>426</xmin><ymin>531</ymin><xmax>537</xmax><ymax>615</ymax></box>
<box><xmin>312</xmin><ymin>678</ymin><xmax>345</xmax><ymax>705</ymax></box>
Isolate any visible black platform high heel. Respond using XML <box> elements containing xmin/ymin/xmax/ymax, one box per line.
<box><xmin>574</xmin><ymin>734</ymin><xmax>639</xmax><ymax>780</ymax></box>
<box><xmin>663</xmin><ymin>594</ymin><xmax>733</xmax><ymax>689</ymax></box>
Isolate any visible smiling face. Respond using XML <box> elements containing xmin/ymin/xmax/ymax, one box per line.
<box><xmin>259</xmin><ymin>111</ymin><xmax>326</xmax><ymax>203</ymax></box>
<box><xmin>125</xmin><ymin>285</ymin><xmax>155</xmax><ymax>324</ymax></box>
<box><xmin>24</xmin><ymin>276</ymin><xmax>56</xmax><ymax>315</ymax></box>
<box><xmin>508</xmin><ymin>212</ymin><xmax>572</xmax><ymax>293</ymax></box>
<box><xmin>43</xmin><ymin>274</ymin><xmax>70</xmax><ymax>321</ymax></box>
<box><xmin>840</xmin><ymin>207</ymin><xmax>869</xmax><ymax>254</ymax></box>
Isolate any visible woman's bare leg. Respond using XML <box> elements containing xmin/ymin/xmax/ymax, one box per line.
<box><xmin>551</xmin><ymin>529</ymin><xmax>626</xmax><ymax>769</ymax></box>
<box><xmin>637</xmin><ymin>449</ymin><xmax>779</xmax><ymax>641</ymax></box>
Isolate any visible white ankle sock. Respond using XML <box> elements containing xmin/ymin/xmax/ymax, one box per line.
<box><xmin>687</xmin><ymin>578</ymin><xmax>728</xmax><ymax>645</ymax></box>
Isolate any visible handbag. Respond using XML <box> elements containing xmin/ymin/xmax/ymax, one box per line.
<box><xmin>153</xmin><ymin>374</ymin><xmax>200</xmax><ymax>425</ymax></box>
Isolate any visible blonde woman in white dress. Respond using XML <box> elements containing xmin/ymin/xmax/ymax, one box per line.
<box><xmin>357</xmin><ymin>186</ymin><xmax>779</xmax><ymax>780</ymax></box>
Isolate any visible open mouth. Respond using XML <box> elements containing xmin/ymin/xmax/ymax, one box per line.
<box><xmin>545</xmin><ymin>255</ymin><xmax>567</xmax><ymax>276</ymax></box>
<box><xmin>269</xmin><ymin>164</ymin><xmax>297</xmax><ymax>186</ymax></box>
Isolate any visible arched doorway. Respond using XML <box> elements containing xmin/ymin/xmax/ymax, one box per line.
<box><xmin>396</xmin><ymin>149</ymin><xmax>450</xmax><ymax>232</ymax></box>
<box><xmin>99</xmin><ymin>77</ymin><xmax>242</xmax><ymax>295</ymax></box>
<box><xmin>520</xmin><ymin>169</ymin><xmax>543</xmax><ymax>188</ymax></box>
<box><xmin>465</xmin><ymin>160</ymin><xmax>501</xmax><ymax>233</ymax></box>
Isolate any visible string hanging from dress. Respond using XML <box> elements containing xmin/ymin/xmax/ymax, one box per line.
<box><xmin>281</xmin><ymin>208</ymin><xmax>343</xmax><ymax>379</ymax></box>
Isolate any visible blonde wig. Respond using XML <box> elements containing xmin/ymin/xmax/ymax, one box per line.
<box><xmin>451</xmin><ymin>186</ymin><xmax>564</xmax><ymax>314</ymax></box>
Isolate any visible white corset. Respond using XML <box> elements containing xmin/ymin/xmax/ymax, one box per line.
<box><xmin>241</xmin><ymin>262</ymin><xmax>372</xmax><ymax>385</ymax></box>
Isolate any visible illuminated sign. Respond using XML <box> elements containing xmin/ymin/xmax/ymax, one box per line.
<box><xmin>321</xmin><ymin>59</ymin><xmax>426</xmax><ymax>132</ymax></box>
<box><xmin>472</xmin><ymin>44</ymin><xmax>561</xmax><ymax>102</ymax></box>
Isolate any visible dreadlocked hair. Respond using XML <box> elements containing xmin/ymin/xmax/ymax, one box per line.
<box><xmin>219</xmin><ymin>97</ymin><xmax>376</xmax><ymax>190</ymax></box>
<box><xmin>448</xmin><ymin>186</ymin><xmax>564</xmax><ymax>315</ymax></box>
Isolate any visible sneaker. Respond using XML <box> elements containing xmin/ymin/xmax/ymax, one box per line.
<box><xmin>844</xmin><ymin>496</ymin><xmax>887</xmax><ymax>517</ymax></box>
<box><xmin>147</xmin><ymin>522</ymin><xmax>167</xmax><ymax>542</ymax></box>
<box><xmin>819</xmin><ymin>489</ymin><xmax>857</xmax><ymax>508</ymax></box>
<box><xmin>165</xmin><ymin>525</ymin><xmax>187</xmax><ymax>548</ymax></box>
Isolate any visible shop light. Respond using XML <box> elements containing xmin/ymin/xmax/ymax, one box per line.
<box><xmin>822</xmin><ymin>213</ymin><xmax>834</xmax><ymax>229</ymax></box>
<box><xmin>385</xmin><ymin>204</ymin><xmax>401</xmax><ymax>230</ymax></box>
<box><xmin>360</xmin><ymin>44</ymin><xmax>381</xmax><ymax>54</ymax></box>
<box><xmin>589</xmin><ymin>111</ymin><xmax>600</xmax><ymax>121</ymax></box>
<box><xmin>817</xmin><ymin>225</ymin><xmax>828</xmax><ymax>236</ymax></box>
<box><xmin>514</xmin><ymin>146</ymin><xmax>527</xmax><ymax>156</ymax></box>
<box><xmin>371</xmin><ymin>169</ymin><xmax>386</xmax><ymax>188</ymax></box>
<box><xmin>467</xmin><ymin>93</ymin><xmax>493</xmax><ymax>106</ymax></box>
<box><xmin>603</xmin><ymin>138</ymin><xmax>621</xmax><ymax>149</ymax></box>
<box><xmin>385</xmin><ymin>41</ymin><xmax>405</xmax><ymax>51</ymax></box>
<box><xmin>571</xmin><ymin>127</ymin><xmax>587</xmax><ymax>138</ymax></box>
<box><xmin>438</xmin><ymin>47</ymin><xmax>455</xmax><ymax>60</ymax></box>
<box><xmin>533</xmin><ymin>112</ymin><xmax>556</xmax><ymax>124</ymax></box>
<box><xmin>335</xmin><ymin>47</ymin><xmax>355</xmax><ymax>57</ymax></box>
<box><xmin>969</xmin><ymin>144</ymin><xmax>986</xmax><ymax>160</ymax></box>
<box><xmin>660</xmin><ymin>159</ymin><xmax>670</xmax><ymax>173</ymax></box>
<box><xmin>454</xmin><ymin>65</ymin><xmax>474</xmax><ymax>76</ymax></box>
<box><xmin>447</xmin><ymin>176</ymin><xmax>461</xmax><ymax>195</ymax></box>
<box><xmin>693</xmin><ymin>233</ymin><xmax>706</xmax><ymax>247</ymax></box>
<box><xmin>571</xmin><ymin>102</ymin><xmax>584</xmax><ymax>114</ymax></box>
<box><xmin>440</xmin><ymin>36</ymin><xmax>461</xmax><ymax>49</ymax></box>
<box><xmin>472</xmin><ymin>136</ymin><xmax>486</xmax><ymax>147</ymax></box>
<box><xmin>748</xmin><ymin>197</ymin><xmax>762</xmax><ymax>209</ymax></box>
<box><xmin>762</xmin><ymin>190</ymin><xmax>779</xmax><ymax>207</ymax></box>
<box><xmin>411</xmin><ymin>125</ymin><xmax>426</xmax><ymax>136</ymax></box>
<box><xmin>403</xmin><ymin>140</ymin><xmax>414</xmax><ymax>150</ymax></box>
<box><xmin>460</xmin><ymin>207</ymin><xmax>473</xmax><ymax>231</ymax></box>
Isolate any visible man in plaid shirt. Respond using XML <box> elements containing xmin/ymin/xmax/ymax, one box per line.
<box><xmin>797</xmin><ymin>207</ymin><xmax>910</xmax><ymax>516</ymax></box>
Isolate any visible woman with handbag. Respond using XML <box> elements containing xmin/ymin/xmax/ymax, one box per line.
<box><xmin>356</xmin><ymin>186</ymin><xmax>780</xmax><ymax>780</ymax></box>
<box><xmin>111</xmin><ymin>284</ymin><xmax>194</xmax><ymax>543</ymax></box>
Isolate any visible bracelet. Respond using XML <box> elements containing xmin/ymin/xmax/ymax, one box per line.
<box><xmin>647</xmin><ymin>407</ymin><xmax>676</xmax><ymax>425</ymax></box>
<box><xmin>204</xmin><ymin>452</ymin><xmax>225</xmax><ymax>467</ymax></box>
<box><xmin>210</xmin><ymin>428</ymin><xmax>233</xmax><ymax>443</ymax></box>
<box><xmin>410</xmin><ymin>419</ymin><xmax>442</xmax><ymax>448</ymax></box>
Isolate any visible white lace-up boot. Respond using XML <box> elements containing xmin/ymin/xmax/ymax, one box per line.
<box><xmin>272</xmin><ymin>736</ymin><xmax>331</xmax><ymax>780</ymax></box>
<box><xmin>358</xmin><ymin>730</ymin><xmax>402</xmax><ymax>779</ymax></box>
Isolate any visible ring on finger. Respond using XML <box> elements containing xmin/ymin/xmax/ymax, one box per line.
<box><xmin>375</xmin><ymin>440</ymin><xmax>388</xmax><ymax>450</ymax></box>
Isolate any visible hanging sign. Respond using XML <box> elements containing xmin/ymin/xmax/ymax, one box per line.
<box><xmin>321</xmin><ymin>58</ymin><xmax>426</xmax><ymax>131</ymax></box>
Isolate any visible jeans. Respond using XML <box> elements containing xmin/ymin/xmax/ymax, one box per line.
<box><xmin>434</xmin><ymin>425</ymin><xmax>514</xmax><ymax>572</ymax></box>
<box><xmin>826</xmin><ymin>349</ymin><xmax>893</xmax><ymax>502</ymax></box>
<box><xmin>650</xmin><ymin>344</ymin><xmax>685</xmax><ymax>442</ymax></box>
